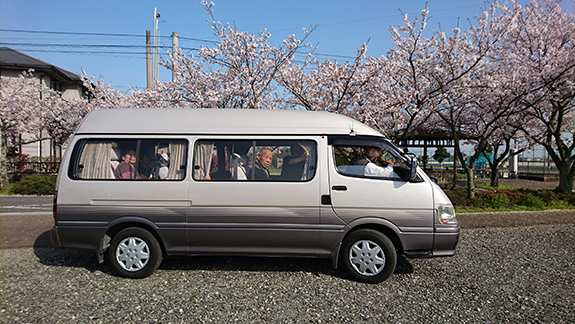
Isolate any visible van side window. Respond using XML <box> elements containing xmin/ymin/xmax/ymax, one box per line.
<box><xmin>334</xmin><ymin>145</ymin><xmax>410</xmax><ymax>180</ymax></box>
<box><xmin>71</xmin><ymin>139</ymin><xmax>188</xmax><ymax>181</ymax></box>
<box><xmin>193</xmin><ymin>140</ymin><xmax>317</xmax><ymax>182</ymax></box>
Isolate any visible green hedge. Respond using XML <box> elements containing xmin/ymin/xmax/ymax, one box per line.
<box><xmin>445</xmin><ymin>188</ymin><xmax>575</xmax><ymax>212</ymax></box>
<box><xmin>9</xmin><ymin>175</ymin><xmax>57</xmax><ymax>196</ymax></box>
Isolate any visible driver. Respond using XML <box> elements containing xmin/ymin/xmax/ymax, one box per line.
<box><xmin>350</xmin><ymin>146</ymin><xmax>398</xmax><ymax>178</ymax></box>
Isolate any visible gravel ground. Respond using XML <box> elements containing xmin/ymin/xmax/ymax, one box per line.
<box><xmin>1</xmin><ymin>224</ymin><xmax>574</xmax><ymax>323</ymax></box>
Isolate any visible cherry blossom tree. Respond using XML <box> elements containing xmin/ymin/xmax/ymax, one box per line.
<box><xmin>484</xmin><ymin>125</ymin><xmax>532</xmax><ymax>187</ymax></box>
<box><xmin>0</xmin><ymin>70</ymin><xmax>41</xmax><ymax>188</ymax></box>
<box><xmin>80</xmin><ymin>76</ymin><xmax>150</xmax><ymax>110</ymax></box>
<box><xmin>385</xmin><ymin>2</ymin><xmax>520</xmax><ymax>198</ymax></box>
<box><xmin>381</xmin><ymin>9</ymin><xmax>439</xmax><ymax>142</ymax></box>
<box><xmin>32</xmin><ymin>88</ymin><xmax>89</xmax><ymax>150</ymax></box>
<box><xmin>159</xmin><ymin>1</ymin><xmax>313</xmax><ymax>109</ymax></box>
<box><xmin>0</xmin><ymin>70</ymin><xmax>133</xmax><ymax>188</ymax></box>
<box><xmin>498</xmin><ymin>0</ymin><xmax>575</xmax><ymax>193</ymax></box>
<box><xmin>280</xmin><ymin>44</ymin><xmax>381</xmax><ymax>115</ymax></box>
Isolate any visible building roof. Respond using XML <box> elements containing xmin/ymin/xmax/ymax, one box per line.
<box><xmin>0</xmin><ymin>47</ymin><xmax>82</xmax><ymax>82</ymax></box>
<box><xmin>76</xmin><ymin>108</ymin><xmax>384</xmax><ymax>137</ymax></box>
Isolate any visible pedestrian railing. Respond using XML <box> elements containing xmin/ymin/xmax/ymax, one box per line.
<box><xmin>7</xmin><ymin>162</ymin><xmax>60</xmax><ymax>175</ymax></box>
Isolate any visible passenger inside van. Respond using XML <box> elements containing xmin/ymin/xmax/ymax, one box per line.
<box><xmin>115</xmin><ymin>149</ymin><xmax>140</xmax><ymax>179</ymax></box>
<box><xmin>281</xmin><ymin>143</ymin><xmax>309</xmax><ymax>180</ymax></box>
<box><xmin>349</xmin><ymin>146</ymin><xmax>398</xmax><ymax>178</ymax></box>
<box><xmin>247</xmin><ymin>148</ymin><xmax>272</xmax><ymax>180</ymax></box>
<box><xmin>137</xmin><ymin>152</ymin><xmax>153</xmax><ymax>179</ymax></box>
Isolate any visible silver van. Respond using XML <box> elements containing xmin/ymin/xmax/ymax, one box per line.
<box><xmin>51</xmin><ymin>108</ymin><xmax>459</xmax><ymax>283</ymax></box>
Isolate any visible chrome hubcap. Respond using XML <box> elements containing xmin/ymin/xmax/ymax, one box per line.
<box><xmin>116</xmin><ymin>237</ymin><xmax>150</xmax><ymax>272</ymax></box>
<box><xmin>349</xmin><ymin>239</ymin><xmax>385</xmax><ymax>276</ymax></box>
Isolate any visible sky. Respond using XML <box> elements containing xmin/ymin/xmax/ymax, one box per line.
<box><xmin>2</xmin><ymin>0</ymin><xmax>573</xmax><ymax>93</ymax></box>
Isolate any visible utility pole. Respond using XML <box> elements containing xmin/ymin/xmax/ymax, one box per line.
<box><xmin>171</xmin><ymin>31</ymin><xmax>179</xmax><ymax>82</ymax></box>
<box><xmin>146</xmin><ymin>30</ymin><xmax>152</xmax><ymax>89</ymax></box>
<box><xmin>152</xmin><ymin>7</ymin><xmax>160</xmax><ymax>83</ymax></box>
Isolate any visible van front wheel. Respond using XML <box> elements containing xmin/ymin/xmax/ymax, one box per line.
<box><xmin>341</xmin><ymin>229</ymin><xmax>397</xmax><ymax>284</ymax></box>
<box><xmin>108</xmin><ymin>227</ymin><xmax>163</xmax><ymax>279</ymax></box>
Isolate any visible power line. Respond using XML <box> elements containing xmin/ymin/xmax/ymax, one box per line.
<box><xmin>3</xmin><ymin>41</ymin><xmax>356</xmax><ymax>60</ymax></box>
<box><xmin>0</xmin><ymin>28</ymin><xmax>218</xmax><ymax>44</ymax></box>
<box><xmin>0</xmin><ymin>42</ymin><xmax>198</xmax><ymax>51</ymax></box>
<box><xmin>9</xmin><ymin>49</ymin><xmax>147</xmax><ymax>57</ymax></box>
<box><xmin>1</xmin><ymin>28</ymin><xmax>357</xmax><ymax>61</ymax></box>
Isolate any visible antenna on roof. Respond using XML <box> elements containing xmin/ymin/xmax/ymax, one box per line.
<box><xmin>349</xmin><ymin>122</ymin><xmax>357</xmax><ymax>137</ymax></box>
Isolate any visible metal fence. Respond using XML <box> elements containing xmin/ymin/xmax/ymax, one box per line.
<box><xmin>7</xmin><ymin>162</ymin><xmax>60</xmax><ymax>175</ymax></box>
<box><xmin>517</xmin><ymin>160</ymin><xmax>559</xmax><ymax>177</ymax></box>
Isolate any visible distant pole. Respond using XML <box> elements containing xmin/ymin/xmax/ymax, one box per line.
<box><xmin>152</xmin><ymin>7</ymin><xmax>160</xmax><ymax>83</ymax></box>
<box><xmin>146</xmin><ymin>30</ymin><xmax>152</xmax><ymax>88</ymax></box>
<box><xmin>171</xmin><ymin>31</ymin><xmax>179</xmax><ymax>82</ymax></box>
<box><xmin>509</xmin><ymin>147</ymin><xmax>518</xmax><ymax>178</ymax></box>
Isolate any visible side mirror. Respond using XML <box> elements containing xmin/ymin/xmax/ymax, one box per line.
<box><xmin>407</xmin><ymin>153</ymin><xmax>418</xmax><ymax>181</ymax></box>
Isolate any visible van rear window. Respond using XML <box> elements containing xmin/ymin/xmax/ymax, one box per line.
<box><xmin>70</xmin><ymin>139</ymin><xmax>188</xmax><ymax>180</ymax></box>
<box><xmin>193</xmin><ymin>140</ymin><xmax>317</xmax><ymax>182</ymax></box>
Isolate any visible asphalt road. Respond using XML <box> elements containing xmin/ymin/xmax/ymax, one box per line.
<box><xmin>0</xmin><ymin>196</ymin><xmax>53</xmax><ymax>214</ymax></box>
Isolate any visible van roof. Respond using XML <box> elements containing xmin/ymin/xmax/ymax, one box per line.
<box><xmin>75</xmin><ymin>108</ymin><xmax>383</xmax><ymax>137</ymax></box>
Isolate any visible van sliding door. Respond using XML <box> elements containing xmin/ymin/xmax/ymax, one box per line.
<box><xmin>188</xmin><ymin>138</ymin><xmax>321</xmax><ymax>256</ymax></box>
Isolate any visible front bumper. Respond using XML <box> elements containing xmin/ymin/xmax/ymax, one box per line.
<box><xmin>433</xmin><ymin>224</ymin><xmax>460</xmax><ymax>256</ymax></box>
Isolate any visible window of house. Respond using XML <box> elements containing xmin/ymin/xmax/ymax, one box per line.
<box><xmin>193</xmin><ymin>140</ymin><xmax>317</xmax><ymax>182</ymax></box>
<box><xmin>71</xmin><ymin>139</ymin><xmax>188</xmax><ymax>181</ymax></box>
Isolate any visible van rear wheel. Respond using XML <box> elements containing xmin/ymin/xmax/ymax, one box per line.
<box><xmin>108</xmin><ymin>227</ymin><xmax>163</xmax><ymax>279</ymax></box>
<box><xmin>341</xmin><ymin>229</ymin><xmax>397</xmax><ymax>284</ymax></box>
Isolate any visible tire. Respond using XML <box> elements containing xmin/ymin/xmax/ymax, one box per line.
<box><xmin>108</xmin><ymin>227</ymin><xmax>163</xmax><ymax>279</ymax></box>
<box><xmin>340</xmin><ymin>229</ymin><xmax>397</xmax><ymax>284</ymax></box>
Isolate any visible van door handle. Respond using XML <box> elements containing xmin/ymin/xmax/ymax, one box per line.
<box><xmin>332</xmin><ymin>185</ymin><xmax>347</xmax><ymax>191</ymax></box>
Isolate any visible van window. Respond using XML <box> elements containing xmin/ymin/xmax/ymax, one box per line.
<box><xmin>71</xmin><ymin>139</ymin><xmax>188</xmax><ymax>180</ymax></box>
<box><xmin>333</xmin><ymin>144</ymin><xmax>410</xmax><ymax>180</ymax></box>
<box><xmin>193</xmin><ymin>140</ymin><xmax>317</xmax><ymax>181</ymax></box>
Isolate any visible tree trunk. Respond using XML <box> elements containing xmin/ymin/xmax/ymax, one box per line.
<box><xmin>555</xmin><ymin>163</ymin><xmax>575</xmax><ymax>193</ymax></box>
<box><xmin>490</xmin><ymin>166</ymin><xmax>500</xmax><ymax>187</ymax></box>
<box><xmin>0</xmin><ymin>129</ymin><xmax>9</xmax><ymax>189</ymax></box>
<box><xmin>466</xmin><ymin>167</ymin><xmax>476</xmax><ymax>199</ymax></box>
<box><xmin>452</xmin><ymin>145</ymin><xmax>459</xmax><ymax>190</ymax></box>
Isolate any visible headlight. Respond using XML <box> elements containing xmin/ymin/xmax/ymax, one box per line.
<box><xmin>438</xmin><ymin>204</ymin><xmax>456</xmax><ymax>224</ymax></box>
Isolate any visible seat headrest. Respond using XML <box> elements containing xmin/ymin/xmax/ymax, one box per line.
<box><xmin>233</xmin><ymin>153</ymin><xmax>247</xmax><ymax>164</ymax></box>
<box><xmin>158</xmin><ymin>166</ymin><xmax>169</xmax><ymax>179</ymax></box>
<box><xmin>111</xmin><ymin>147</ymin><xmax>122</xmax><ymax>160</ymax></box>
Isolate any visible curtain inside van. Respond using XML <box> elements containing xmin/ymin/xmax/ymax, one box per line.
<box><xmin>78</xmin><ymin>141</ymin><xmax>112</xmax><ymax>179</ymax></box>
<box><xmin>299</xmin><ymin>142</ymin><xmax>316</xmax><ymax>181</ymax></box>
<box><xmin>167</xmin><ymin>142</ymin><xmax>187</xmax><ymax>180</ymax></box>
<box><xmin>193</xmin><ymin>143</ymin><xmax>214</xmax><ymax>180</ymax></box>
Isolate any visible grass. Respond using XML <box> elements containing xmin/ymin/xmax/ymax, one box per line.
<box><xmin>476</xmin><ymin>183</ymin><xmax>517</xmax><ymax>191</ymax></box>
<box><xmin>446</xmin><ymin>188</ymin><xmax>575</xmax><ymax>213</ymax></box>
<box><xmin>0</xmin><ymin>185</ymin><xmax>12</xmax><ymax>195</ymax></box>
